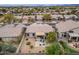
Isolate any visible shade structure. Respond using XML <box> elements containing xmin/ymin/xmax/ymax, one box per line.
<box><xmin>36</xmin><ymin>32</ymin><xmax>45</xmax><ymax>36</ymax></box>
<box><xmin>69</xmin><ymin>33</ymin><xmax>79</xmax><ymax>37</ymax></box>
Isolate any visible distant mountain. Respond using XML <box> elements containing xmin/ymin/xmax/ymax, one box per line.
<box><xmin>0</xmin><ymin>4</ymin><xmax>79</xmax><ymax>7</ymax></box>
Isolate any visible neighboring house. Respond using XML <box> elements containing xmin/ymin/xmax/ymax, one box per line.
<box><xmin>64</xmin><ymin>15</ymin><xmax>78</xmax><ymax>20</ymax></box>
<box><xmin>15</xmin><ymin>15</ymin><xmax>35</xmax><ymax>20</ymax></box>
<box><xmin>32</xmin><ymin>12</ymin><xmax>50</xmax><ymax>15</ymax></box>
<box><xmin>0</xmin><ymin>24</ymin><xmax>26</xmax><ymax>42</ymax></box>
<box><xmin>51</xmin><ymin>12</ymin><xmax>59</xmax><ymax>15</ymax></box>
<box><xmin>36</xmin><ymin>15</ymin><xmax>43</xmax><ymax>21</ymax></box>
<box><xmin>51</xmin><ymin>15</ymin><xmax>63</xmax><ymax>20</ymax></box>
<box><xmin>68</xmin><ymin>27</ymin><xmax>79</xmax><ymax>41</ymax></box>
<box><xmin>56</xmin><ymin>20</ymin><xmax>79</xmax><ymax>41</ymax></box>
<box><xmin>26</xmin><ymin>22</ymin><xmax>54</xmax><ymax>46</ymax></box>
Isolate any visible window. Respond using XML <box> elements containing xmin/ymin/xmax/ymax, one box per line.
<box><xmin>69</xmin><ymin>31</ymin><xmax>73</xmax><ymax>33</ymax></box>
<box><xmin>27</xmin><ymin>33</ymin><xmax>29</xmax><ymax>36</ymax></box>
<box><xmin>32</xmin><ymin>33</ymin><xmax>35</xmax><ymax>36</ymax></box>
<box><xmin>40</xmin><ymin>44</ymin><xmax>41</xmax><ymax>46</ymax></box>
<box><xmin>40</xmin><ymin>39</ymin><xmax>42</xmax><ymax>42</ymax></box>
<box><xmin>63</xmin><ymin>34</ymin><xmax>66</xmax><ymax>37</ymax></box>
<box><xmin>72</xmin><ymin>37</ymin><xmax>77</xmax><ymax>40</ymax></box>
<box><xmin>62</xmin><ymin>32</ymin><xmax>67</xmax><ymax>37</ymax></box>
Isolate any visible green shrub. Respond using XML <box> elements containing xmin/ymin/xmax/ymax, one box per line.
<box><xmin>6</xmin><ymin>45</ymin><xmax>16</xmax><ymax>53</ymax></box>
<box><xmin>0</xmin><ymin>44</ymin><xmax>16</xmax><ymax>54</ymax></box>
<box><xmin>59</xmin><ymin>40</ymin><xmax>78</xmax><ymax>54</ymax></box>
<box><xmin>30</xmin><ymin>45</ymin><xmax>34</xmax><ymax>49</ymax></box>
<box><xmin>46</xmin><ymin>32</ymin><xmax>57</xmax><ymax>43</ymax></box>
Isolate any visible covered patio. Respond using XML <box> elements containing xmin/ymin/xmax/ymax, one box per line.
<box><xmin>69</xmin><ymin>33</ymin><xmax>79</xmax><ymax>42</ymax></box>
<box><xmin>35</xmin><ymin>32</ymin><xmax>46</xmax><ymax>47</ymax></box>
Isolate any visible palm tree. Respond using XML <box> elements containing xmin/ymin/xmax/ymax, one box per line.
<box><xmin>45</xmin><ymin>39</ymin><xmax>78</xmax><ymax>55</ymax></box>
<box><xmin>45</xmin><ymin>42</ymin><xmax>64</xmax><ymax>55</ymax></box>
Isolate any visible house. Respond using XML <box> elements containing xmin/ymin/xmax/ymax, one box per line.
<box><xmin>51</xmin><ymin>15</ymin><xmax>63</xmax><ymax>20</ymax></box>
<box><xmin>64</xmin><ymin>15</ymin><xmax>78</xmax><ymax>20</ymax></box>
<box><xmin>26</xmin><ymin>22</ymin><xmax>54</xmax><ymax>46</ymax></box>
<box><xmin>0</xmin><ymin>24</ymin><xmax>26</xmax><ymax>42</ymax></box>
<box><xmin>0</xmin><ymin>12</ymin><xmax>4</xmax><ymax>16</ymax></box>
<box><xmin>56</xmin><ymin>20</ymin><xmax>79</xmax><ymax>41</ymax></box>
<box><xmin>51</xmin><ymin>12</ymin><xmax>59</xmax><ymax>15</ymax></box>
<box><xmin>36</xmin><ymin>15</ymin><xmax>43</xmax><ymax>21</ymax></box>
<box><xmin>15</xmin><ymin>15</ymin><xmax>35</xmax><ymax>20</ymax></box>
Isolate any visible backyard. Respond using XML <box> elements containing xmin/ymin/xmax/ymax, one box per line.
<box><xmin>20</xmin><ymin>37</ymin><xmax>45</xmax><ymax>54</ymax></box>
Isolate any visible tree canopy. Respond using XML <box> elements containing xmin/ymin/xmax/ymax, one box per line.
<box><xmin>3</xmin><ymin>13</ymin><xmax>15</xmax><ymax>24</ymax></box>
<box><xmin>46</xmin><ymin>32</ymin><xmax>57</xmax><ymax>43</ymax></box>
<box><xmin>42</xmin><ymin>14</ymin><xmax>52</xmax><ymax>21</ymax></box>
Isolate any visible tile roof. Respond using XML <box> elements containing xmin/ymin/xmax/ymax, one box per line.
<box><xmin>56</xmin><ymin>20</ymin><xmax>79</xmax><ymax>32</ymax></box>
<box><xmin>26</xmin><ymin>23</ymin><xmax>54</xmax><ymax>33</ymax></box>
<box><xmin>0</xmin><ymin>24</ymin><xmax>26</xmax><ymax>38</ymax></box>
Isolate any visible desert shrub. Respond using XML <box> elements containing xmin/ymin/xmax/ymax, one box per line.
<box><xmin>30</xmin><ymin>45</ymin><xmax>34</xmax><ymax>49</ymax></box>
<box><xmin>26</xmin><ymin>42</ymin><xmax>31</xmax><ymax>45</ymax></box>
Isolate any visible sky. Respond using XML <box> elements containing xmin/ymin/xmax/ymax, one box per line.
<box><xmin>0</xmin><ymin>0</ymin><xmax>79</xmax><ymax>4</ymax></box>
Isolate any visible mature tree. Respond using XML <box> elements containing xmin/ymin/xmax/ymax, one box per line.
<box><xmin>26</xmin><ymin>8</ymin><xmax>35</xmax><ymax>15</ymax></box>
<box><xmin>42</xmin><ymin>14</ymin><xmax>52</xmax><ymax>22</ymax></box>
<box><xmin>3</xmin><ymin>13</ymin><xmax>15</xmax><ymax>24</ymax></box>
<box><xmin>28</xmin><ymin>17</ymin><xmax>34</xmax><ymax>23</ymax></box>
<box><xmin>46</xmin><ymin>32</ymin><xmax>57</xmax><ymax>43</ymax></box>
<box><xmin>45</xmin><ymin>42</ymin><xmax>64</xmax><ymax>55</ymax></box>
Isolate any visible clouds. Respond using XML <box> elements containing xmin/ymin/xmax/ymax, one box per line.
<box><xmin>0</xmin><ymin>0</ymin><xmax>79</xmax><ymax>4</ymax></box>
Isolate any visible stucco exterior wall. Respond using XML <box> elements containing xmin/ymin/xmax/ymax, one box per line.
<box><xmin>58</xmin><ymin>32</ymin><xmax>63</xmax><ymax>39</ymax></box>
